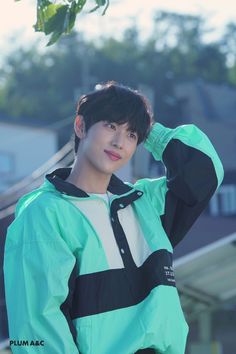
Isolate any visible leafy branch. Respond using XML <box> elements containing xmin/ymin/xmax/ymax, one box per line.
<box><xmin>15</xmin><ymin>0</ymin><xmax>110</xmax><ymax>46</ymax></box>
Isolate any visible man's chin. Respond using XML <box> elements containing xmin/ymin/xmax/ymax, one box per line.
<box><xmin>95</xmin><ymin>159</ymin><xmax>125</xmax><ymax>176</ymax></box>
<box><xmin>99</xmin><ymin>166</ymin><xmax>120</xmax><ymax>176</ymax></box>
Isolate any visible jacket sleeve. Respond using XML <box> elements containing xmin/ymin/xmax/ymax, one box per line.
<box><xmin>3</xmin><ymin>200</ymin><xmax>79</xmax><ymax>353</ymax></box>
<box><xmin>135</xmin><ymin>122</ymin><xmax>224</xmax><ymax>248</ymax></box>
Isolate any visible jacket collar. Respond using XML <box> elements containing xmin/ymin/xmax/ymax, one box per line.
<box><xmin>46</xmin><ymin>167</ymin><xmax>133</xmax><ymax>198</ymax></box>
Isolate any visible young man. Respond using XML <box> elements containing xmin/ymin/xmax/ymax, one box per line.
<box><xmin>4</xmin><ymin>81</ymin><xmax>224</xmax><ymax>354</ymax></box>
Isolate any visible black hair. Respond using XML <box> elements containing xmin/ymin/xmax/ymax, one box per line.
<box><xmin>74</xmin><ymin>81</ymin><xmax>154</xmax><ymax>154</ymax></box>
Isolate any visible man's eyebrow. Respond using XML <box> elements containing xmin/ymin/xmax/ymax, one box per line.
<box><xmin>127</xmin><ymin>128</ymin><xmax>138</xmax><ymax>133</ymax></box>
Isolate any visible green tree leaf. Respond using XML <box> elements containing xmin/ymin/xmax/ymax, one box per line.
<box><xmin>17</xmin><ymin>0</ymin><xmax>109</xmax><ymax>45</ymax></box>
<box><xmin>34</xmin><ymin>1</ymin><xmax>85</xmax><ymax>45</ymax></box>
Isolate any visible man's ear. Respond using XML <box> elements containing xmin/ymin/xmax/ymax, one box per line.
<box><xmin>74</xmin><ymin>115</ymin><xmax>86</xmax><ymax>139</ymax></box>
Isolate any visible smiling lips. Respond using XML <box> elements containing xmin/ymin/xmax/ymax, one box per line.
<box><xmin>104</xmin><ymin>150</ymin><xmax>121</xmax><ymax>161</ymax></box>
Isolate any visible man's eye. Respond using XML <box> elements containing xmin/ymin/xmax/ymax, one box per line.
<box><xmin>107</xmin><ymin>123</ymin><xmax>116</xmax><ymax>129</ymax></box>
<box><xmin>129</xmin><ymin>132</ymin><xmax>137</xmax><ymax>139</ymax></box>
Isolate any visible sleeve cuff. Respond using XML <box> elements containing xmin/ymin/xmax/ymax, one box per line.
<box><xmin>143</xmin><ymin>122</ymin><xmax>172</xmax><ymax>161</ymax></box>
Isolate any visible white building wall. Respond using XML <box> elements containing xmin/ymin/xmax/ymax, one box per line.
<box><xmin>0</xmin><ymin>122</ymin><xmax>57</xmax><ymax>192</ymax></box>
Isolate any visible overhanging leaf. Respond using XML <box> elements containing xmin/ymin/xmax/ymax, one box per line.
<box><xmin>95</xmin><ymin>0</ymin><xmax>106</xmax><ymax>5</ymax></box>
<box><xmin>101</xmin><ymin>0</ymin><xmax>109</xmax><ymax>15</ymax></box>
<box><xmin>67</xmin><ymin>2</ymin><xmax>77</xmax><ymax>32</ymax></box>
<box><xmin>89</xmin><ymin>5</ymin><xmax>99</xmax><ymax>14</ymax></box>
<box><xmin>46</xmin><ymin>30</ymin><xmax>62</xmax><ymax>46</ymax></box>
<box><xmin>35</xmin><ymin>4</ymin><xmax>68</xmax><ymax>35</ymax></box>
<box><xmin>76</xmin><ymin>0</ymin><xmax>87</xmax><ymax>13</ymax></box>
<box><xmin>89</xmin><ymin>0</ymin><xmax>109</xmax><ymax>15</ymax></box>
<box><xmin>19</xmin><ymin>0</ymin><xmax>110</xmax><ymax>45</ymax></box>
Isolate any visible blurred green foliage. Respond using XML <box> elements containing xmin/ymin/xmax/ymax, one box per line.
<box><xmin>1</xmin><ymin>12</ymin><xmax>236</xmax><ymax>127</ymax></box>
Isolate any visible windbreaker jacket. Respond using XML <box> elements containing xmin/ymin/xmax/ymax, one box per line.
<box><xmin>4</xmin><ymin>122</ymin><xmax>224</xmax><ymax>354</ymax></box>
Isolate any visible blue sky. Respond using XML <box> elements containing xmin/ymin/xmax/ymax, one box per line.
<box><xmin>1</xmin><ymin>0</ymin><xmax>236</xmax><ymax>53</ymax></box>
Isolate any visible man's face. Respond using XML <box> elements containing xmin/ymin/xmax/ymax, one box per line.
<box><xmin>78</xmin><ymin>120</ymin><xmax>138</xmax><ymax>176</ymax></box>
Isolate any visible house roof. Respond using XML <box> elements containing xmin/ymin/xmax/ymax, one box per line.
<box><xmin>175</xmin><ymin>79</ymin><xmax>236</xmax><ymax>123</ymax></box>
<box><xmin>0</xmin><ymin>113</ymin><xmax>69</xmax><ymax>132</ymax></box>
<box><xmin>174</xmin><ymin>213</ymin><xmax>236</xmax><ymax>259</ymax></box>
<box><xmin>174</xmin><ymin>232</ymin><xmax>236</xmax><ymax>322</ymax></box>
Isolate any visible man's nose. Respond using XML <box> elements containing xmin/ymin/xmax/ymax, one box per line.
<box><xmin>112</xmin><ymin>131</ymin><xmax>125</xmax><ymax>149</ymax></box>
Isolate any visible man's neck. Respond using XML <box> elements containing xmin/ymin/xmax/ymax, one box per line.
<box><xmin>65</xmin><ymin>159</ymin><xmax>111</xmax><ymax>194</ymax></box>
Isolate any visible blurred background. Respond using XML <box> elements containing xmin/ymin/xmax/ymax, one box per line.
<box><xmin>0</xmin><ymin>1</ymin><xmax>236</xmax><ymax>353</ymax></box>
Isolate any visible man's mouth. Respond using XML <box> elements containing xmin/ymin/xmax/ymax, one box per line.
<box><xmin>104</xmin><ymin>150</ymin><xmax>121</xmax><ymax>161</ymax></box>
